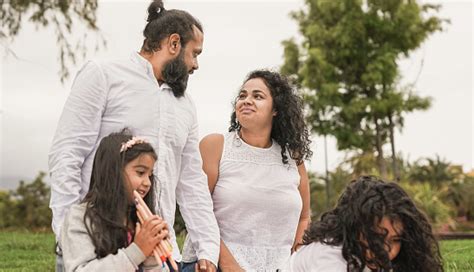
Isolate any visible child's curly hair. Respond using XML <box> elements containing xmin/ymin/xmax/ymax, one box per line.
<box><xmin>303</xmin><ymin>175</ymin><xmax>443</xmax><ymax>272</ymax></box>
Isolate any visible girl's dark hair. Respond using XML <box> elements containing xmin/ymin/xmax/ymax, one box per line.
<box><xmin>229</xmin><ymin>69</ymin><xmax>312</xmax><ymax>165</ymax></box>
<box><xmin>303</xmin><ymin>176</ymin><xmax>443</xmax><ymax>272</ymax></box>
<box><xmin>82</xmin><ymin>128</ymin><xmax>157</xmax><ymax>258</ymax></box>
<box><xmin>142</xmin><ymin>0</ymin><xmax>203</xmax><ymax>53</ymax></box>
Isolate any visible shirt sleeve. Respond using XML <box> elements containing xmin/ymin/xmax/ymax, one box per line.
<box><xmin>60</xmin><ymin>205</ymin><xmax>150</xmax><ymax>272</ymax></box>
<box><xmin>49</xmin><ymin>61</ymin><xmax>107</xmax><ymax>239</ymax></box>
<box><xmin>175</xmin><ymin>100</ymin><xmax>220</xmax><ymax>266</ymax></box>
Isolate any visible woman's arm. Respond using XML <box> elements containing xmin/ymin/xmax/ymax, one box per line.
<box><xmin>199</xmin><ymin>133</ymin><xmax>224</xmax><ymax>194</ymax></box>
<box><xmin>292</xmin><ymin>163</ymin><xmax>311</xmax><ymax>252</ymax></box>
<box><xmin>200</xmin><ymin>134</ymin><xmax>243</xmax><ymax>271</ymax></box>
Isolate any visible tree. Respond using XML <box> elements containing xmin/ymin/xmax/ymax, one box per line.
<box><xmin>281</xmin><ymin>0</ymin><xmax>446</xmax><ymax>178</ymax></box>
<box><xmin>401</xmin><ymin>181</ymin><xmax>453</xmax><ymax>228</ymax></box>
<box><xmin>0</xmin><ymin>172</ymin><xmax>51</xmax><ymax>229</ymax></box>
<box><xmin>1</xmin><ymin>0</ymin><xmax>104</xmax><ymax>82</ymax></box>
<box><xmin>408</xmin><ymin>155</ymin><xmax>462</xmax><ymax>186</ymax></box>
<box><xmin>12</xmin><ymin>172</ymin><xmax>52</xmax><ymax>228</ymax></box>
<box><xmin>308</xmin><ymin>167</ymin><xmax>352</xmax><ymax>219</ymax></box>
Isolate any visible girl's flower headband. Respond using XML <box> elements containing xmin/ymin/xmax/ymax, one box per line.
<box><xmin>120</xmin><ymin>137</ymin><xmax>147</xmax><ymax>153</ymax></box>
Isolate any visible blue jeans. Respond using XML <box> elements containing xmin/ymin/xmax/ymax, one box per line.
<box><xmin>181</xmin><ymin>261</ymin><xmax>197</xmax><ymax>272</ymax></box>
<box><xmin>55</xmin><ymin>243</ymin><xmax>64</xmax><ymax>272</ymax></box>
<box><xmin>167</xmin><ymin>260</ymin><xmax>182</xmax><ymax>272</ymax></box>
<box><xmin>56</xmin><ymin>255</ymin><xmax>64</xmax><ymax>272</ymax></box>
<box><xmin>182</xmin><ymin>261</ymin><xmax>221</xmax><ymax>272</ymax></box>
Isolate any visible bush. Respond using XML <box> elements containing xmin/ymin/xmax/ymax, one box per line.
<box><xmin>401</xmin><ymin>182</ymin><xmax>453</xmax><ymax>228</ymax></box>
<box><xmin>0</xmin><ymin>172</ymin><xmax>52</xmax><ymax>229</ymax></box>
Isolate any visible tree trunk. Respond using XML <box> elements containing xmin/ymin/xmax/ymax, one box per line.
<box><xmin>388</xmin><ymin>113</ymin><xmax>400</xmax><ymax>181</ymax></box>
<box><xmin>374</xmin><ymin>117</ymin><xmax>387</xmax><ymax>178</ymax></box>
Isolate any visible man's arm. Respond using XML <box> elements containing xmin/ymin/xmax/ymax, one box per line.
<box><xmin>175</xmin><ymin>109</ymin><xmax>220</xmax><ymax>268</ymax></box>
<box><xmin>49</xmin><ymin>61</ymin><xmax>107</xmax><ymax>239</ymax></box>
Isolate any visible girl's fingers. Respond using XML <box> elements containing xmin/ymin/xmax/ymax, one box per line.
<box><xmin>135</xmin><ymin>222</ymin><xmax>141</xmax><ymax>234</ymax></box>
<box><xmin>143</xmin><ymin>216</ymin><xmax>161</xmax><ymax>229</ymax></box>
<box><xmin>158</xmin><ymin>229</ymin><xmax>169</xmax><ymax>239</ymax></box>
<box><xmin>136</xmin><ymin>211</ymin><xmax>145</xmax><ymax>224</ymax></box>
<box><xmin>151</xmin><ymin>224</ymin><xmax>162</xmax><ymax>235</ymax></box>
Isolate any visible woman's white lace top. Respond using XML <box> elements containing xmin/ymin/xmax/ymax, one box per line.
<box><xmin>213</xmin><ymin>131</ymin><xmax>302</xmax><ymax>271</ymax></box>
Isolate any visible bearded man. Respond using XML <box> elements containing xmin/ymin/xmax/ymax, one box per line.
<box><xmin>49</xmin><ymin>1</ymin><xmax>219</xmax><ymax>271</ymax></box>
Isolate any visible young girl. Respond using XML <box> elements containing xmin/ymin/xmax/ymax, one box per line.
<box><xmin>60</xmin><ymin>130</ymin><xmax>169</xmax><ymax>271</ymax></box>
<box><xmin>288</xmin><ymin>175</ymin><xmax>443</xmax><ymax>272</ymax></box>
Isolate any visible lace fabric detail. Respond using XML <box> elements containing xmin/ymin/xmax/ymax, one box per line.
<box><xmin>227</xmin><ymin>243</ymin><xmax>290</xmax><ymax>271</ymax></box>
<box><xmin>181</xmin><ymin>131</ymin><xmax>301</xmax><ymax>267</ymax></box>
<box><xmin>223</xmin><ymin>132</ymin><xmax>296</xmax><ymax>168</ymax></box>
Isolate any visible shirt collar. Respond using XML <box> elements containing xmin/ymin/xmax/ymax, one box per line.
<box><xmin>131</xmin><ymin>51</ymin><xmax>171</xmax><ymax>91</ymax></box>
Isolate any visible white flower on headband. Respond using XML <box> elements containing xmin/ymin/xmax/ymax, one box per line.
<box><xmin>120</xmin><ymin>137</ymin><xmax>147</xmax><ymax>153</ymax></box>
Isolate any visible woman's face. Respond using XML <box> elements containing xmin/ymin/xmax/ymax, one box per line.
<box><xmin>235</xmin><ymin>78</ymin><xmax>276</xmax><ymax>130</ymax></box>
<box><xmin>364</xmin><ymin>216</ymin><xmax>403</xmax><ymax>267</ymax></box>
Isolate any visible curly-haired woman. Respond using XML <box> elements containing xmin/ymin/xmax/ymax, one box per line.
<box><xmin>288</xmin><ymin>175</ymin><xmax>443</xmax><ymax>272</ymax></box>
<box><xmin>182</xmin><ymin>69</ymin><xmax>313</xmax><ymax>272</ymax></box>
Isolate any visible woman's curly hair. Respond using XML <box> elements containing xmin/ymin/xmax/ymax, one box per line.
<box><xmin>302</xmin><ymin>176</ymin><xmax>443</xmax><ymax>272</ymax></box>
<box><xmin>229</xmin><ymin>69</ymin><xmax>312</xmax><ymax>165</ymax></box>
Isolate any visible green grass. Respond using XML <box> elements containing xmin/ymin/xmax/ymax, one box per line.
<box><xmin>0</xmin><ymin>231</ymin><xmax>473</xmax><ymax>271</ymax></box>
<box><xmin>441</xmin><ymin>240</ymin><xmax>474</xmax><ymax>271</ymax></box>
<box><xmin>0</xmin><ymin>230</ymin><xmax>55</xmax><ymax>271</ymax></box>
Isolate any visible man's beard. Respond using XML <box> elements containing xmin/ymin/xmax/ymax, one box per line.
<box><xmin>162</xmin><ymin>50</ymin><xmax>190</xmax><ymax>98</ymax></box>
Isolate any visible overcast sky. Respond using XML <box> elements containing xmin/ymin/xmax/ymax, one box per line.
<box><xmin>1</xmin><ymin>0</ymin><xmax>472</xmax><ymax>189</ymax></box>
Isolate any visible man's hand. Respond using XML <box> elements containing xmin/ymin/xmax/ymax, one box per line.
<box><xmin>195</xmin><ymin>259</ymin><xmax>217</xmax><ymax>272</ymax></box>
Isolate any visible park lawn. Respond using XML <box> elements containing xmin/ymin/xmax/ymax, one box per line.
<box><xmin>0</xmin><ymin>230</ymin><xmax>55</xmax><ymax>271</ymax></box>
<box><xmin>0</xmin><ymin>230</ymin><xmax>185</xmax><ymax>272</ymax></box>
<box><xmin>0</xmin><ymin>231</ymin><xmax>472</xmax><ymax>271</ymax></box>
<box><xmin>441</xmin><ymin>239</ymin><xmax>474</xmax><ymax>271</ymax></box>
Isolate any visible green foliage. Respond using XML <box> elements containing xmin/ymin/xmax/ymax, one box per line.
<box><xmin>0</xmin><ymin>191</ymin><xmax>16</xmax><ymax>228</ymax></box>
<box><xmin>446</xmin><ymin>178</ymin><xmax>474</xmax><ymax>220</ymax></box>
<box><xmin>0</xmin><ymin>172</ymin><xmax>52</xmax><ymax>229</ymax></box>
<box><xmin>409</xmin><ymin>155</ymin><xmax>463</xmax><ymax>186</ymax></box>
<box><xmin>309</xmin><ymin>154</ymin><xmax>473</xmax><ymax>231</ymax></box>
<box><xmin>309</xmin><ymin>166</ymin><xmax>352</xmax><ymax>220</ymax></box>
<box><xmin>1</xmin><ymin>0</ymin><xmax>104</xmax><ymax>82</ymax></box>
<box><xmin>13</xmin><ymin>172</ymin><xmax>52</xmax><ymax>228</ymax></box>
<box><xmin>401</xmin><ymin>182</ymin><xmax>453</xmax><ymax>227</ymax></box>
<box><xmin>174</xmin><ymin>205</ymin><xmax>186</xmax><ymax>236</ymax></box>
<box><xmin>281</xmin><ymin>0</ymin><xmax>447</xmax><ymax>176</ymax></box>
<box><xmin>406</xmin><ymin>155</ymin><xmax>474</xmax><ymax>221</ymax></box>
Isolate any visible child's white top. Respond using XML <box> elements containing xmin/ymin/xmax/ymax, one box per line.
<box><xmin>287</xmin><ymin>242</ymin><xmax>373</xmax><ymax>272</ymax></box>
<box><xmin>287</xmin><ymin>242</ymin><xmax>347</xmax><ymax>271</ymax></box>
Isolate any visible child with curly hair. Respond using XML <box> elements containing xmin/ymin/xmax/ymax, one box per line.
<box><xmin>288</xmin><ymin>175</ymin><xmax>443</xmax><ymax>272</ymax></box>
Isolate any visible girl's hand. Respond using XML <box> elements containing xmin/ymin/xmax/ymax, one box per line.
<box><xmin>134</xmin><ymin>215</ymin><xmax>168</xmax><ymax>256</ymax></box>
